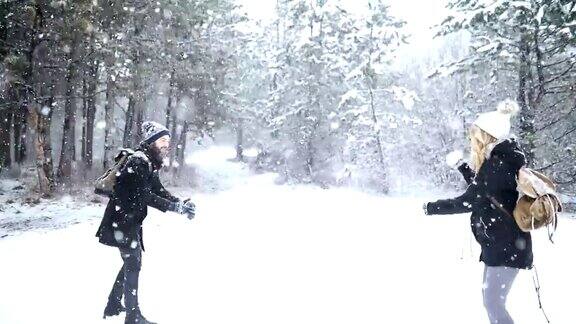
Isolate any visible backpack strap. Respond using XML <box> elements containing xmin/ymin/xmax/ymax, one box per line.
<box><xmin>532</xmin><ymin>265</ymin><xmax>551</xmax><ymax>323</ymax></box>
<box><xmin>545</xmin><ymin>194</ymin><xmax>558</xmax><ymax>243</ymax></box>
<box><xmin>486</xmin><ymin>195</ymin><xmax>513</xmax><ymax>218</ymax></box>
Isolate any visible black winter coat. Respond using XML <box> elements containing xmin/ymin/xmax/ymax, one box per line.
<box><xmin>96</xmin><ymin>147</ymin><xmax>180</xmax><ymax>250</ymax></box>
<box><xmin>427</xmin><ymin>139</ymin><xmax>533</xmax><ymax>269</ymax></box>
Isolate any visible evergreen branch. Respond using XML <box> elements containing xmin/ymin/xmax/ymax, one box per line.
<box><xmin>0</xmin><ymin>90</ymin><xmax>106</xmax><ymax>110</ymax></box>
<box><xmin>543</xmin><ymin>41</ymin><xmax>571</xmax><ymax>55</ymax></box>
<box><xmin>556</xmin><ymin>177</ymin><xmax>576</xmax><ymax>185</ymax></box>
<box><xmin>536</xmin><ymin>159</ymin><xmax>564</xmax><ymax>172</ymax></box>
<box><xmin>554</xmin><ymin>126</ymin><xmax>576</xmax><ymax>142</ymax></box>
<box><xmin>541</xmin><ymin>54</ymin><xmax>576</xmax><ymax>68</ymax></box>
<box><xmin>544</xmin><ymin>60</ymin><xmax>576</xmax><ymax>85</ymax></box>
<box><xmin>536</xmin><ymin>97</ymin><xmax>575</xmax><ymax>132</ymax></box>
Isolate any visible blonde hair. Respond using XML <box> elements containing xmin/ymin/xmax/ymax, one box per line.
<box><xmin>470</xmin><ymin>125</ymin><xmax>497</xmax><ymax>172</ymax></box>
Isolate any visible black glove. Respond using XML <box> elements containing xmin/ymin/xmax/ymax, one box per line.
<box><xmin>172</xmin><ymin>199</ymin><xmax>196</xmax><ymax>219</ymax></box>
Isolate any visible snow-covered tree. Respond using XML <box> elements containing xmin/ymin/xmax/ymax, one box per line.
<box><xmin>438</xmin><ymin>0</ymin><xmax>576</xmax><ymax>187</ymax></box>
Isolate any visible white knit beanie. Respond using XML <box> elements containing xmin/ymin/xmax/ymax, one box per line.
<box><xmin>473</xmin><ymin>99</ymin><xmax>520</xmax><ymax>139</ymax></box>
<box><xmin>141</xmin><ymin>121</ymin><xmax>170</xmax><ymax>145</ymax></box>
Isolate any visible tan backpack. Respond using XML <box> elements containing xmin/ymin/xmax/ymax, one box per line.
<box><xmin>94</xmin><ymin>149</ymin><xmax>151</xmax><ymax>197</ymax></box>
<box><xmin>513</xmin><ymin>168</ymin><xmax>562</xmax><ymax>235</ymax></box>
<box><xmin>487</xmin><ymin>168</ymin><xmax>562</xmax><ymax>241</ymax></box>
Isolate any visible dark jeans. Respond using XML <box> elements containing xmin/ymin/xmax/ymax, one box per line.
<box><xmin>107</xmin><ymin>244</ymin><xmax>142</xmax><ymax>316</ymax></box>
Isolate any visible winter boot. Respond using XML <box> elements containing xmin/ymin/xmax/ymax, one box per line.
<box><xmin>103</xmin><ymin>299</ymin><xmax>125</xmax><ymax>318</ymax></box>
<box><xmin>124</xmin><ymin>309</ymin><xmax>157</xmax><ymax>324</ymax></box>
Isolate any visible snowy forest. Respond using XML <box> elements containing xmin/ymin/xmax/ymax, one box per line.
<box><xmin>1</xmin><ymin>0</ymin><xmax>576</xmax><ymax>323</ymax></box>
<box><xmin>0</xmin><ymin>0</ymin><xmax>575</xmax><ymax>195</ymax></box>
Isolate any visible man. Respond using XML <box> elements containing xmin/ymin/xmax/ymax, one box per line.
<box><xmin>96</xmin><ymin>121</ymin><xmax>196</xmax><ymax>324</ymax></box>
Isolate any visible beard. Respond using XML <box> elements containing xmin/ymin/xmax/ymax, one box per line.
<box><xmin>148</xmin><ymin>144</ymin><xmax>168</xmax><ymax>167</ymax></box>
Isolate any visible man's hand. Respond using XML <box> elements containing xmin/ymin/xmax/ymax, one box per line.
<box><xmin>172</xmin><ymin>198</ymin><xmax>196</xmax><ymax>220</ymax></box>
<box><xmin>182</xmin><ymin>198</ymin><xmax>196</xmax><ymax>220</ymax></box>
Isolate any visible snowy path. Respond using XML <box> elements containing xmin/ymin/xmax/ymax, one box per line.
<box><xmin>0</xmin><ymin>147</ymin><xmax>575</xmax><ymax>324</ymax></box>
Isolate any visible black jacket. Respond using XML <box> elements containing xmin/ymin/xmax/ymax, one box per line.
<box><xmin>427</xmin><ymin>139</ymin><xmax>533</xmax><ymax>269</ymax></box>
<box><xmin>96</xmin><ymin>146</ymin><xmax>180</xmax><ymax>250</ymax></box>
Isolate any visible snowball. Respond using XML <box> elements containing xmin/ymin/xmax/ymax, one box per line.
<box><xmin>445</xmin><ymin>150</ymin><xmax>463</xmax><ymax>168</ymax></box>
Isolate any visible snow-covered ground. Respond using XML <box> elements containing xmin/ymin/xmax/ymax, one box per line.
<box><xmin>0</xmin><ymin>146</ymin><xmax>575</xmax><ymax>324</ymax></box>
<box><xmin>0</xmin><ymin>180</ymin><xmax>103</xmax><ymax>238</ymax></box>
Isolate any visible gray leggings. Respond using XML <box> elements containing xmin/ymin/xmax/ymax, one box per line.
<box><xmin>482</xmin><ymin>266</ymin><xmax>519</xmax><ymax>324</ymax></box>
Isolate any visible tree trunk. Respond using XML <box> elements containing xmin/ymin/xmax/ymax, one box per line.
<box><xmin>173</xmin><ymin>120</ymin><xmax>189</xmax><ymax>180</ymax></box>
<box><xmin>366</xmin><ymin>26</ymin><xmax>388</xmax><ymax>193</ymax></box>
<box><xmin>102</xmin><ymin>0</ymin><xmax>116</xmax><ymax>169</ymax></box>
<box><xmin>0</xmin><ymin>110</ymin><xmax>12</xmax><ymax>171</ymax></box>
<box><xmin>12</xmin><ymin>97</ymin><xmax>27</xmax><ymax>164</ymax></box>
<box><xmin>81</xmin><ymin>77</ymin><xmax>87</xmax><ymax>162</ymax></box>
<box><xmin>517</xmin><ymin>34</ymin><xmax>536</xmax><ymax>166</ymax></box>
<box><xmin>128</xmin><ymin>16</ymin><xmax>145</xmax><ymax>146</ymax></box>
<box><xmin>28</xmin><ymin>1</ymin><xmax>54</xmax><ymax>195</ymax></box>
<box><xmin>29</xmin><ymin>96</ymin><xmax>55</xmax><ymax>195</ymax></box>
<box><xmin>236</xmin><ymin>118</ymin><xmax>244</xmax><ymax>161</ymax></box>
<box><xmin>134</xmin><ymin>91</ymin><xmax>146</xmax><ymax>145</ymax></box>
<box><xmin>103</xmin><ymin>59</ymin><xmax>116</xmax><ymax>169</ymax></box>
<box><xmin>368</xmin><ymin>85</ymin><xmax>389</xmax><ymax>193</ymax></box>
<box><xmin>124</xmin><ymin>53</ymin><xmax>143</xmax><ymax>147</ymax></box>
<box><xmin>0</xmin><ymin>89</ymin><xmax>14</xmax><ymax>170</ymax></box>
<box><xmin>165</xmin><ymin>69</ymin><xmax>175</xmax><ymax>129</ymax></box>
<box><xmin>168</xmin><ymin>96</ymin><xmax>179</xmax><ymax>168</ymax></box>
<box><xmin>85</xmin><ymin>46</ymin><xmax>98</xmax><ymax>168</ymax></box>
<box><xmin>123</xmin><ymin>95</ymin><xmax>136</xmax><ymax>148</ymax></box>
<box><xmin>57</xmin><ymin>31</ymin><xmax>81</xmax><ymax>182</ymax></box>
<box><xmin>305</xmin><ymin>136</ymin><xmax>314</xmax><ymax>179</ymax></box>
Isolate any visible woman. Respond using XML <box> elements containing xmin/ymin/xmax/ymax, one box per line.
<box><xmin>424</xmin><ymin>100</ymin><xmax>532</xmax><ymax>324</ymax></box>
